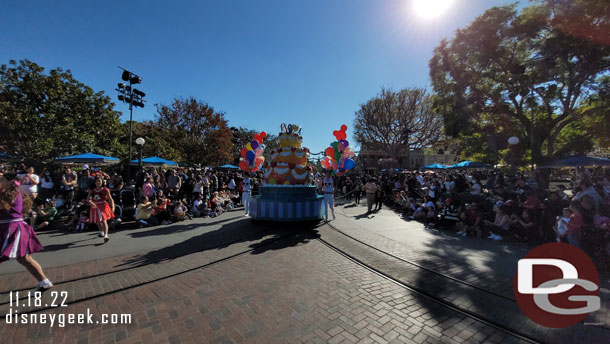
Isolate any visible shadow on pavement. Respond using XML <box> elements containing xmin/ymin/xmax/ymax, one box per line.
<box><xmin>115</xmin><ymin>218</ymin><xmax>322</xmax><ymax>268</ymax></box>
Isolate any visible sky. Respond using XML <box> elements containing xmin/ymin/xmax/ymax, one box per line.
<box><xmin>1</xmin><ymin>0</ymin><xmax>522</xmax><ymax>155</ymax></box>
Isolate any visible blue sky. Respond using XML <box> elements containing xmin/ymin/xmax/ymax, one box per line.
<box><xmin>1</xmin><ymin>0</ymin><xmax>520</xmax><ymax>155</ymax></box>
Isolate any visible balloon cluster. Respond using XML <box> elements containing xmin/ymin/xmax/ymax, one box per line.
<box><xmin>239</xmin><ymin>132</ymin><xmax>267</xmax><ymax>172</ymax></box>
<box><xmin>321</xmin><ymin>124</ymin><xmax>355</xmax><ymax>175</ymax></box>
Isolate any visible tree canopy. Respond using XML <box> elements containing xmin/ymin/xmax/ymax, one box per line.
<box><xmin>154</xmin><ymin>97</ymin><xmax>233</xmax><ymax>166</ymax></box>
<box><xmin>429</xmin><ymin>0</ymin><xmax>610</xmax><ymax>166</ymax></box>
<box><xmin>353</xmin><ymin>87</ymin><xmax>442</xmax><ymax>158</ymax></box>
<box><xmin>0</xmin><ymin>59</ymin><xmax>125</xmax><ymax>163</ymax></box>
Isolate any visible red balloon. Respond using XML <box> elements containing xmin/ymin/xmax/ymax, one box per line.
<box><xmin>341</xmin><ymin>124</ymin><xmax>347</xmax><ymax>131</ymax></box>
<box><xmin>240</xmin><ymin>148</ymin><xmax>248</xmax><ymax>157</ymax></box>
<box><xmin>325</xmin><ymin>147</ymin><xmax>335</xmax><ymax>157</ymax></box>
<box><xmin>253</xmin><ymin>134</ymin><xmax>262</xmax><ymax>143</ymax></box>
<box><xmin>261</xmin><ymin>131</ymin><xmax>267</xmax><ymax>138</ymax></box>
<box><xmin>239</xmin><ymin>161</ymin><xmax>249</xmax><ymax>171</ymax></box>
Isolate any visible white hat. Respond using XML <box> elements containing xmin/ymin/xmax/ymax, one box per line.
<box><xmin>82</xmin><ymin>164</ymin><xmax>89</xmax><ymax>170</ymax></box>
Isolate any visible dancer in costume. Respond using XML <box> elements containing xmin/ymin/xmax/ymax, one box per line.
<box><xmin>242</xmin><ymin>172</ymin><xmax>252</xmax><ymax>216</ymax></box>
<box><xmin>88</xmin><ymin>177</ymin><xmax>115</xmax><ymax>243</ymax></box>
<box><xmin>0</xmin><ymin>173</ymin><xmax>53</xmax><ymax>291</ymax></box>
<box><xmin>323</xmin><ymin>171</ymin><xmax>336</xmax><ymax>221</ymax></box>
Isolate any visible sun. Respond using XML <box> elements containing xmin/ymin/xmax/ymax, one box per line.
<box><xmin>413</xmin><ymin>0</ymin><xmax>455</xmax><ymax>19</ymax></box>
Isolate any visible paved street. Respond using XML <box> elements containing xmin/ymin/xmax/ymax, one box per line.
<box><xmin>0</xmin><ymin>204</ymin><xmax>608</xmax><ymax>343</ymax></box>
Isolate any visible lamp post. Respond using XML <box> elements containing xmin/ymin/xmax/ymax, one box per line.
<box><xmin>116</xmin><ymin>67</ymin><xmax>145</xmax><ymax>181</ymax></box>
<box><xmin>135</xmin><ymin>137</ymin><xmax>145</xmax><ymax>169</ymax></box>
<box><xmin>508</xmin><ymin>136</ymin><xmax>519</xmax><ymax>176</ymax></box>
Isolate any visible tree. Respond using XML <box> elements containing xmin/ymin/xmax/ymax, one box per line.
<box><xmin>429</xmin><ymin>1</ymin><xmax>610</xmax><ymax>170</ymax></box>
<box><xmin>353</xmin><ymin>87</ymin><xmax>442</xmax><ymax>159</ymax></box>
<box><xmin>154</xmin><ymin>97</ymin><xmax>233</xmax><ymax>166</ymax></box>
<box><xmin>0</xmin><ymin>59</ymin><xmax>125</xmax><ymax>164</ymax></box>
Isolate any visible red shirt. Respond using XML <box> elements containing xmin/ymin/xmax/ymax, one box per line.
<box><xmin>566</xmin><ymin>211</ymin><xmax>584</xmax><ymax>235</ymax></box>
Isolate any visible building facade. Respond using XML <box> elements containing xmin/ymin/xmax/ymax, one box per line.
<box><xmin>358</xmin><ymin>141</ymin><xmax>425</xmax><ymax>172</ymax></box>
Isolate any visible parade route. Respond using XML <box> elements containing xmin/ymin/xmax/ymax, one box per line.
<box><xmin>1</xmin><ymin>205</ymin><xmax>609</xmax><ymax>343</ymax></box>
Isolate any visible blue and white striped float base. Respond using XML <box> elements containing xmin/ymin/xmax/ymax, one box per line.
<box><xmin>249</xmin><ymin>195</ymin><xmax>324</xmax><ymax>222</ymax></box>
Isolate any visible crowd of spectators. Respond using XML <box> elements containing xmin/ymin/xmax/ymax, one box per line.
<box><xmin>0</xmin><ymin>163</ymin><xmax>268</xmax><ymax>231</ymax></box>
<box><xmin>328</xmin><ymin>168</ymin><xmax>610</xmax><ymax>271</ymax></box>
<box><xmin>3</xmin><ymin>162</ymin><xmax>609</xmax><ymax>271</ymax></box>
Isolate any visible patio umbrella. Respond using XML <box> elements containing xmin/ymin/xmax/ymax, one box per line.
<box><xmin>219</xmin><ymin>164</ymin><xmax>240</xmax><ymax>170</ymax></box>
<box><xmin>130</xmin><ymin>156</ymin><xmax>178</xmax><ymax>167</ymax></box>
<box><xmin>448</xmin><ymin>161</ymin><xmax>492</xmax><ymax>169</ymax></box>
<box><xmin>538</xmin><ymin>155</ymin><xmax>610</xmax><ymax>168</ymax></box>
<box><xmin>54</xmin><ymin>153</ymin><xmax>120</xmax><ymax>165</ymax></box>
<box><xmin>419</xmin><ymin>163</ymin><xmax>448</xmax><ymax>170</ymax></box>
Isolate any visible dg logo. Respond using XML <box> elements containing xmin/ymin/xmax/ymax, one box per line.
<box><xmin>513</xmin><ymin>243</ymin><xmax>601</xmax><ymax>328</ymax></box>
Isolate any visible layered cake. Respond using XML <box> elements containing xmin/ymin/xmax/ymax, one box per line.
<box><xmin>249</xmin><ymin>124</ymin><xmax>323</xmax><ymax>222</ymax></box>
<box><xmin>263</xmin><ymin>132</ymin><xmax>311</xmax><ymax>185</ymax></box>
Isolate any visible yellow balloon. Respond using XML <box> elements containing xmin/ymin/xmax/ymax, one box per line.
<box><xmin>246</xmin><ymin>143</ymin><xmax>252</xmax><ymax>151</ymax></box>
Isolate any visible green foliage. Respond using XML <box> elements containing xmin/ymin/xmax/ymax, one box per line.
<box><xmin>154</xmin><ymin>97</ymin><xmax>233</xmax><ymax>166</ymax></box>
<box><xmin>0</xmin><ymin>59</ymin><xmax>124</xmax><ymax>164</ymax></box>
<box><xmin>430</xmin><ymin>1</ymin><xmax>610</xmax><ymax>165</ymax></box>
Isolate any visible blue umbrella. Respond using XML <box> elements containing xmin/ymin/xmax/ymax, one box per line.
<box><xmin>380</xmin><ymin>169</ymin><xmax>388</xmax><ymax>172</ymax></box>
<box><xmin>420</xmin><ymin>163</ymin><xmax>448</xmax><ymax>170</ymax></box>
<box><xmin>54</xmin><ymin>153</ymin><xmax>120</xmax><ymax>165</ymax></box>
<box><xmin>539</xmin><ymin>155</ymin><xmax>610</xmax><ymax>167</ymax></box>
<box><xmin>219</xmin><ymin>164</ymin><xmax>240</xmax><ymax>170</ymax></box>
<box><xmin>130</xmin><ymin>156</ymin><xmax>178</xmax><ymax>166</ymax></box>
<box><xmin>448</xmin><ymin>161</ymin><xmax>492</xmax><ymax>169</ymax></box>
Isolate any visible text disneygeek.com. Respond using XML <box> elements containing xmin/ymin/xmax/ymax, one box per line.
<box><xmin>4</xmin><ymin>308</ymin><xmax>132</xmax><ymax>327</ymax></box>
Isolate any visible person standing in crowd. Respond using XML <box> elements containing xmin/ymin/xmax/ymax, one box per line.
<box><xmin>0</xmin><ymin>173</ymin><xmax>53</xmax><ymax>291</ymax></box>
<box><xmin>38</xmin><ymin>168</ymin><xmax>54</xmax><ymax>201</ymax></box>
<box><xmin>88</xmin><ymin>177</ymin><xmax>115</xmax><ymax>243</ymax></box>
<box><xmin>202</xmin><ymin>173</ymin><xmax>210</xmax><ymax>199</ymax></box>
<box><xmin>242</xmin><ymin>172</ymin><xmax>252</xmax><ymax>216</ymax></box>
<box><xmin>167</xmin><ymin>169</ymin><xmax>181</xmax><ymax>199</ymax></box>
<box><xmin>61</xmin><ymin>167</ymin><xmax>77</xmax><ymax>207</ymax></box>
<box><xmin>374</xmin><ymin>185</ymin><xmax>384</xmax><ymax>211</ymax></box>
<box><xmin>19</xmin><ymin>167</ymin><xmax>39</xmax><ymax>201</ymax></box>
<box><xmin>365</xmin><ymin>178</ymin><xmax>377</xmax><ymax>213</ymax></box>
<box><xmin>565</xmin><ymin>200</ymin><xmax>584</xmax><ymax>247</ymax></box>
<box><xmin>322</xmin><ymin>171</ymin><xmax>336</xmax><ymax>221</ymax></box>
<box><xmin>142</xmin><ymin>177</ymin><xmax>155</xmax><ymax>201</ymax></box>
<box><xmin>77</xmin><ymin>168</ymin><xmax>94</xmax><ymax>202</ymax></box>
<box><xmin>354</xmin><ymin>179</ymin><xmax>362</xmax><ymax>205</ymax></box>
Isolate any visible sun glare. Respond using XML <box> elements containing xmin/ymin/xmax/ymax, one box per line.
<box><xmin>413</xmin><ymin>0</ymin><xmax>455</xmax><ymax>19</ymax></box>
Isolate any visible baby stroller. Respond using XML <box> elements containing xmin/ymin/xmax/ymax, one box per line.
<box><xmin>115</xmin><ymin>189</ymin><xmax>137</xmax><ymax>222</ymax></box>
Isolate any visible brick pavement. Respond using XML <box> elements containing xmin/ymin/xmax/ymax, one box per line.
<box><xmin>330</xmin><ymin>202</ymin><xmax>610</xmax><ymax>342</ymax></box>
<box><xmin>1</xmin><ymin>232</ymin><xmax>519</xmax><ymax>344</ymax></box>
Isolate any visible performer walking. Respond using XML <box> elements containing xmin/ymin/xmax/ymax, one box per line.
<box><xmin>323</xmin><ymin>171</ymin><xmax>336</xmax><ymax>221</ymax></box>
<box><xmin>0</xmin><ymin>173</ymin><xmax>53</xmax><ymax>291</ymax></box>
<box><xmin>242</xmin><ymin>172</ymin><xmax>252</xmax><ymax>216</ymax></box>
<box><xmin>365</xmin><ymin>178</ymin><xmax>377</xmax><ymax>213</ymax></box>
<box><xmin>88</xmin><ymin>177</ymin><xmax>115</xmax><ymax>243</ymax></box>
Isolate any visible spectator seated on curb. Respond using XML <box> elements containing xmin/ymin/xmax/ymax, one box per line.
<box><xmin>35</xmin><ymin>199</ymin><xmax>57</xmax><ymax>230</ymax></box>
<box><xmin>172</xmin><ymin>200</ymin><xmax>188</xmax><ymax>222</ymax></box>
<box><xmin>457</xmin><ymin>202</ymin><xmax>481</xmax><ymax>237</ymax></box>
<box><xmin>136</xmin><ymin>196</ymin><xmax>155</xmax><ymax>227</ymax></box>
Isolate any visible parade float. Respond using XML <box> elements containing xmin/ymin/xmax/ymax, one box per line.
<box><xmin>248</xmin><ymin>124</ymin><xmax>324</xmax><ymax>221</ymax></box>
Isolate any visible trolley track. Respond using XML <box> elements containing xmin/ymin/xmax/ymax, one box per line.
<box><xmin>325</xmin><ymin>220</ymin><xmax>516</xmax><ymax>302</ymax></box>
<box><xmin>314</xmin><ymin>232</ymin><xmax>542</xmax><ymax>343</ymax></box>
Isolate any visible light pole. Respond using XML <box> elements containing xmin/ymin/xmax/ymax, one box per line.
<box><xmin>116</xmin><ymin>67</ymin><xmax>145</xmax><ymax>181</ymax></box>
<box><xmin>508</xmin><ymin>136</ymin><xmax>519</xmax><ymax>176</ymax></box>
<box><xmin>136</xmin><ymin>137</ymin><xmax>145</xmax><ymax>169</ymax></box>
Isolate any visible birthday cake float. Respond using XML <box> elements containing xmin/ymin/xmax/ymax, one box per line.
<box><xmin>249</xmin><ymin>124</ymin><xmax>323</xmax><ymax>222</ymax></box>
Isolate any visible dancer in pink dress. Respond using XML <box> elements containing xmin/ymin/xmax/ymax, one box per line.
<box><xmin>0</xmin><ymin>173</ymin><xmax>53</xmax><ymax>291</ymax></box>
